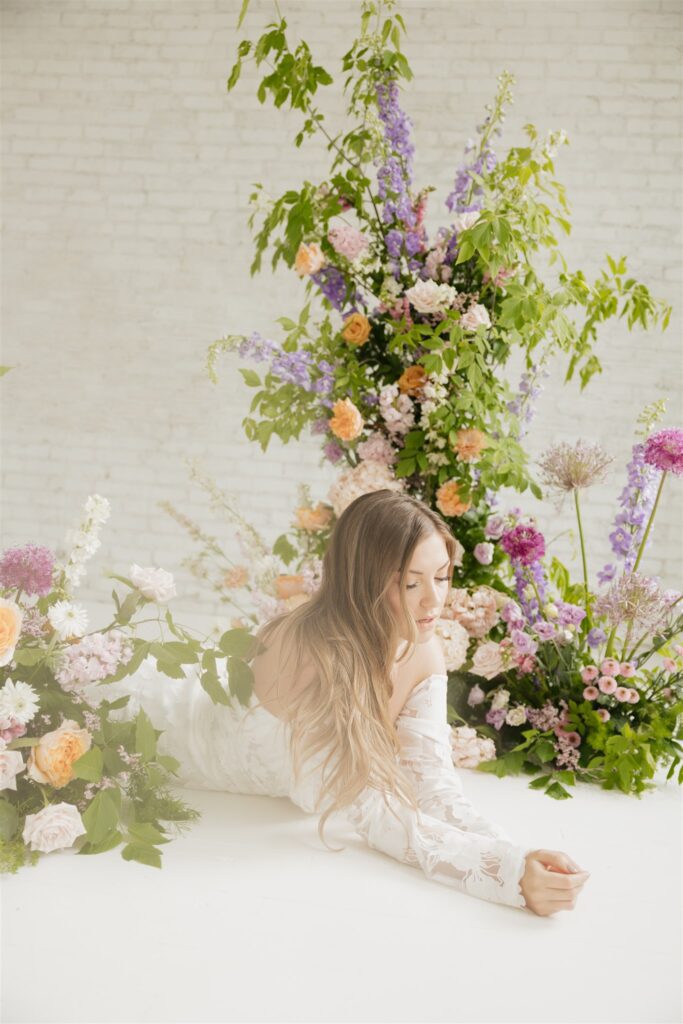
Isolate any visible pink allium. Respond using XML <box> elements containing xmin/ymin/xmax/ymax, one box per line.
<box><xmin>596</xmin><ymin>708</ymin><xmax>611</xmax><ymax>722</ymax></box>
<box><xmin>0</xmin><ymin>544</ymin><xmax>55</xmax><ymax>596</ymax></box>
<box><xmin>594</xmin><ymin>571</ymin><xmax>671</xmax><ymax>631</ymax></box>
<box><xmin>581</xmin><ymin>665</ymin><xmax>599</xmax><ymax>683</ymax></box>
<box><xmin>537</xmin><ymin>440</ymin><xmax>614</xmax><ymax>498</ymax></box>
<box><xmin>598</xmin><ymin>675</ymin><xmax>618</xmax><ymax>695</ymax></box>
<box><xmin>600</xmin><ymin>658</ymin><xmax>621</xmax><ymax>677</ymax></box>
<box><xmin>643</xmin><ymin>427</ymin><xmax>683</xmax><ymax>475</ymax></box>
<box><xmin>499</xmin><ymin>523</ymin><xmax>546</xmax><ymax>566</ymax></box>
<box><xmin>619</xmin><ymin>662</ymin><xmax>636</xmax><ymax>677</ymax></box>
<box><xmin>583</xmin><ymin>685</ymin><xmax>599</xmax><ymax>700</ymax></box>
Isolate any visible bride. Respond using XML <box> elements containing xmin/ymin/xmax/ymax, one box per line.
<box><xmin>107</xmin><ymin>489</ymin><xmax>590</xmax><ymax>917</ymax></box>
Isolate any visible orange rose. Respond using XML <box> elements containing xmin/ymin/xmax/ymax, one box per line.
<box><xmin>223</xmin><ymin>566</ymin><xmax>249</xmax><ymax>589</ymax></box>
<box><xmin>341</xmin><ymin>313</ymin><xmax>371</xmax><ymax>346</ymax></box>
<box><xmin>26</xmin><ymin>720</ymin><xmax>92</xmax><ymax>790</ymax></box>
<box><xmin>294</xmin><ymin>242</ymin><xmax>325</xmax><ymax>277</ymax></box>
<box><xmin>329</xmin><ymin>397</ymin><xmax>363</xmax><ymax>441</ymax></box>
<box><xmin>295</xmin><ymin>503</ymin><xmax>333</xmax><ymax>531</ymax></box>
<box><xmin>398</xmin><ymin>365</ymin><xmax>429</xmax><ymax>396</ymax></box>
<box><xmin>454</xmin><ymin>428</ymin><xmax>488</xmax><ymax>462</ymax></box>
<box><xmin>435</xmin><ymin>479</ymin><xmax>471</xmax><ymax>517</ymax></box>
<box><xmin>0</xmin><ymin>599</ymin><xmax>22</xmax><ymax>668</ymax></box>
<box><xmin>275</xmin><ymin>574</ymin><xmax>307</xmax><ymax>600</ymax></box>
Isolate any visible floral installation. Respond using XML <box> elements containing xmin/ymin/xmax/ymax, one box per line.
<box><xmin>206</xmin><ymin>0</ymin><xmax>670</xmax><ymax>598</ymax></box>
<box><xmin>439</xmin><ymin>414</ymin><xmax>683</xmax><ymax>799</ymax></box>
<box><xmin>0</xmin><ymin>495</ymin><xmax>219</xmax><ymax>875</ymax></box>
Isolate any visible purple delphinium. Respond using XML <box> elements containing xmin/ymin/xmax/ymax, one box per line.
<box><xmin>445</xmin><ymin>135</ymin><xmax>497</xmax><ymax>214</ymax></box>
<box><xmin>598</xmin><ymin>440</ymin><xmax>659</xmax><ymax>582</ymax></box>
<box><xmin>506</xmin><ymin>363</ymin><xmax>550</xmax><ymax>441</ymax></box>
<box><xmin>270</xmin><ymin>348</ymin><xmax>314</xmax><ymax>389</ymax></box>
<box><xmin>375</xmin><ymin>74</ymin><xmax>419</xmax><ymax>270</ymax></box>
<box><xmin>311</xmin><ymin>266</ymin><xmax>348</xmax><ymax>312</ymax></box>
<box><xmin>512</xmin><ymin>558</ymin><xmax>548</xmax><ymax>625</ymax></box>
<box><xmin>0</xmin><ymin>543</ymin><xmax>55</xmax><ymax>596</ymax></box>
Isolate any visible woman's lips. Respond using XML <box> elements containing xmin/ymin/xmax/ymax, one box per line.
<box><xmin>417</xmin><ymin>616</ymin><xmax>436</xmax><ymax>626</ymax></box>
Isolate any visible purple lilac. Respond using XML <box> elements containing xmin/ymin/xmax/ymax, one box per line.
<box><xmin>0</xmin><ymin>544</ymin><xmax>55</xmax><ymax>596</ymax></box>
<box><xmin>598</xmin><ymin>440</ymin><xmax>659</xmax><ymax>583</ymax></box>
<box><xmin>512</xmin><ymin>558</ymin><xmax>548</xmax><ymax>625</ymax></box>
<box><xmin>238</xmin><ymin>331</ymin><xmax>278</xmax><ymax>361</ymax></box>
<box><xmin>271</xmin><ymin>349</ymin><xmax>314</xmax><ymax>389</ymax></box>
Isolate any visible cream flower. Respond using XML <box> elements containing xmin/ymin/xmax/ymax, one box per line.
<box><xmin>22</xmin><ymin>801</ymin><xmax>87</xmax><ymax>853</ymax></box>
<box><xmin>460</xmin><ymin>303</ymin><xmax>491</xmax><ymax>331</ymax></box>
<box><xmin>405</xmin><ymin>279</ymin><xmax>456</xmax><ymax>316</ymax></box>
<box><xmin>0</xmin><ymin>678</ymin><xmax>39</xmax><ymax>725</ymax></box>
<box><xmin>47</xmin><ymin>600</ymin><xmax>88</xmax><ymax>640</ymax></box>
<box><xmin>129</xmin><ymin>564</ymin><xmax>177</xmax><ymax>603</ymax></box>
<box><xmin>471</xmin><ymin>641</ymin><xmax>506</xmax><ymax>680</ymax></box>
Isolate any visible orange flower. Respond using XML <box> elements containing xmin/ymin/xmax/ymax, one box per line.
<box><xmin>329</xmin><ymin>397</ymin><xmax>363</xmax><ymax>441</ymax></box>
<box><xmin>294</xmin><ymin>242</ymin><xmax>325</xmax><ymax>277</ymax></box>
<box><xmin>398</xmin><ymin>365</ymin><xmax>429</xmax><ymax>396</ymax></box>
<box><xmin>223</xmin><ymin>565</ymin><xmax>249</xmax><ymax>589</ymax></box>
<box><xmin>275</xmin><ymin>574</ymin><xmax>307</xmax><ymax>600</ymax></box>
<box><xmin>295</xmin><ymin>503</ymin><xmax>333</xmax><ymax>531</ymax></box>
<box><xmin>436</xmin><ymin>479</ymin><xmax>471</xmax><ymax>517</ymax></box>
<box><xmin>26</xmin><ymin>720</ymin><xmax>92</xmax><ymax>790</ymax></box>
<box><xmin>454</xmin><ymin>428</ymin><xmax>489</xmax><ymax>463</ymax></box>
<box><xmin>341</xmin><ymin>313</ymin><xmax>371</xmax><ymax>346</ymax></box>
<box><xmin>0</xmin><ymin>599</ymin><xmax>22</xmax><ymax>668</ymax></box>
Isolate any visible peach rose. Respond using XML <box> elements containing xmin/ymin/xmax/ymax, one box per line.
<box><xmin>435</xmin><ymin>479</ymin><xmax>471</xmax><ymax>518</ymax></box>
<box><xmin>341</xmin><ymin>313</ymin><xmax>371</xmax><ymax>346</ymax></box>
<box><xmin>0</xmin><ymin>599</ymin><xmax>23</xmax><ymax>668</ymax></box>
<box><xmin>274</xmin><ymin>574</ymin><xmax>307</xmax><ymax>600</ymax></box>
<box><xmin>454</xmin><ymin>428</ymin><xmax>488</xmax><ymax>463</ymax></box>
<box><xmin>329</xmin><ymin>397</ymin><xmax>364</xmax><ymax>441</ymax></box>
<box><xmin>26</xmin><ymin>720</ymin><xmax>92</xmax><ymax>790</ymax></box>
<box><xmin>295</xmin><ymin>503</ymin><xmax>333</xmax><ymax>531</ymax></box>
<box><xmin>471</xmin><ymin>641</ymin><xmax>506</xmax><ymax>680</ymax></box>
<box><xmin>397</xmin><ymin>365</ymin><xmax>429</xmax><ymax>397</ymax></box>
<box><xmin>223</xmin><ymin>565</ymin><xmax>249</xmax><ymax>589</ymax></box>
<box><xmin>294</xmin><ymin>242</ymin><xmax>325</xmax><ymax>277</ymax></box>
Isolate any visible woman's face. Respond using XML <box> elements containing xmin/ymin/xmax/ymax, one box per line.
<box><xmin>386</xmin><ymin>532</ymin><xmax>451</xmax><ymax>643</ymax></box>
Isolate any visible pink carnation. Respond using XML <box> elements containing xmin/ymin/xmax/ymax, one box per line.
<box><xmin>643</xmin><ymin>428</ymin><xmax>683</xmax><ymax>475</ymax></box>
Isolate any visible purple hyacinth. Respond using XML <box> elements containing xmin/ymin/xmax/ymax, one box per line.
<box><xmin>0</xmin><ymin>543</ymin><xmax>55</xmax><ymax>596</ymax></box>
<box><xmin>270</xmin><ymin>348</ymin><xmax>314</xmax><ymax>389</ymax></box>
<box><xmin>598</xmin><ymin>440</ymin><xmax>659</xmax><ymax>581</ymax></box>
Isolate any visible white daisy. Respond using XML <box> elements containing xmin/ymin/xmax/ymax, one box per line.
<box><xmin>0</xmin><ymin>678</ymin><xmax>40</xmax><ymax>725</ymax></box>
<box><xmin>47</xmin><ymin>600</ymin><xmax>89</xmax><ymax>640</ymax></box>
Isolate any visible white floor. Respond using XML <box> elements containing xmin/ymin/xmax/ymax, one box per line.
<box><xmin>2</xmin><ymin>759</ymin><xmax>681</xmax><ymax>1024</ymax></box>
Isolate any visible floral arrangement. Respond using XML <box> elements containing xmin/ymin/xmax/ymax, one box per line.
<box><xmin>207</xmin><ymin>0</ymin><xmax>671</xmax><ymax>596</ymax></box>
<box><xmin>0</xmin><ymin>495</ymin><xmax>210</xmax><ymax>874</ymax></box>
<box><xmin>440</xmin><ymin>415</ymin><xmax>683</xmax><ymax>798</ymax></box>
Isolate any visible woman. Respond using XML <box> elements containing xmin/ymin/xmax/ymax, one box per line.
<box><xmin>106</xmin><ymin>490</ymin><xmax>590</xmax><ymax>917</ymax></box>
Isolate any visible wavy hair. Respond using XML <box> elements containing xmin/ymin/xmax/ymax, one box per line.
<box><xmin>242</xmin><ymin>489</ymin><xmax>459</xmax><ymax>851</ymax></box>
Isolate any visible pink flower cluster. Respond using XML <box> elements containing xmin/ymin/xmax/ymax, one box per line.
<box><xmin>443</xmin><ymin>586</ymin><xmax>499</xmax><ymax>638</ymax></box>
<box><xmin>357</xmin><ymin>431</ymin><xmax>398</xmax><ymax>466</ymax></box>
<box><xmin>643</xmin><ymin>427</ymin><xmax>683</xmax><ymax>475</ymax></box>
<box><xmin>56</xmin><ymin>630</ymin><xmax>134</xmax><ymax>693</ymax></box>
<box><xmin>499</xmin><ymin>523</ymin><xmax>546</xmax><ymax>566</ymax></box>
<box><xmin>327</xmin><ymin>224</ymin><xmax>369</xmax><ymax>262</ymax></box>
<box><xmin>0</xmin><ymin>543</ymin><xmax>54</xmax><ymax>596</ymax></box>
<box><xmin>580</xmin><ymin>659</ymin><xmax>639</xmax><ymax>707</ymax></box>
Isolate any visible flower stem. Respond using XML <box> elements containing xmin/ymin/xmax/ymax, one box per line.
<box><xmin>631</xmin><ymin>470</ymin><xmax>667</xmax><ymax>575</ymax></box>
<box><xmin>574</xmin><ymin>488</ymin><xmax>590</xmax><ymax>620</ymax></box>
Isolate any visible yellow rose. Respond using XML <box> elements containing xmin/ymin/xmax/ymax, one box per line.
<box><xmin>0</xmin><ymin>599</ymin><xmax>23</xmax><ymax>668</ymax></box>
<box><xmin>294</xmin><ymin>242</ymin><xmax>325</xmax><ymax>277</ymax></box>
<box><xmin>329</xmin><ymin>397</ymin><xmax>363</xmax><ymax>441</ymax></box>
<box><xmin>26</xmin><ymin>720</ymin><xmax>92</xmax><ymax>790</ymax></box>
<box><xmin>341</xmin><ymin>313</ymin><xmax>371</xmax><ymax>346</ymax></box>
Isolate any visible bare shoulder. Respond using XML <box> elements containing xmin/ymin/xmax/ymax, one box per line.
<box><xmin>389</xmin><ymin>634</ymin><xmax>447</xmax><ymax>723</ymax></box>
<box><xmin>250</xmin><ymin>618</ymin><xmax>317</xmax><ymax>714</ymax></box>
<box><xmin>413</xmin><ymin>633</ymin><xmax>447</xmax><ymax>681</ymax></box>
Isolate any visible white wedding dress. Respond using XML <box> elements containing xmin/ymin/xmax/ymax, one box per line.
<box><xmin>100</xmin><ymin>656</ymin><xmax>533</xmax><ymax>911</ymax></box>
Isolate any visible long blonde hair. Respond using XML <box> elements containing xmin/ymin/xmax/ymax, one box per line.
<box><xmin>243</xmin><ymin>489</ymin><xmax>459</xmax><ymax>851</ymax></box>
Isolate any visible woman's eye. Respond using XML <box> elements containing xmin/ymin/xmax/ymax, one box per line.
<box><xmin>406</xmin><ymin>577</ymin><xmax>450</xmax><ymax>590</ymax></box>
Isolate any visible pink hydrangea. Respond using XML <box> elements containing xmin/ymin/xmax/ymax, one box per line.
<box><xmin>643</xmin><ymin>427</ymin><xmax>683</xmax><ymax>475</ymax></box>
<box><xmin>327</xmin><ymin>224</ymin><xmax>369</xmax><ymax>262</ymax></box>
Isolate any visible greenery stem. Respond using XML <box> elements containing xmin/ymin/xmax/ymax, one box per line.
<box><xmin>631</xmin><ymin>470</ymin><xmax>667</xmax><ymax>575</ymax></box>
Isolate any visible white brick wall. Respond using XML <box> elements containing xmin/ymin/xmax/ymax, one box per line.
<box><xmin>1</xmin><ymin>0</ymin><xmax>681</xmax><ymax>621</ymax></box>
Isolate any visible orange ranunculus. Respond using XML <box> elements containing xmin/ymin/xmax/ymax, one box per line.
<box><xmin>341</xmin><ymin>313</ymin><xmax>371</xmax><ymax>346</ymax></box>
<box><xmin>223</xmin><ymin>565</ymin><xmax>249</xmax><ymax>589</ymax></box>
<box><xmin>295</xmin><ymin>503</ymin><xmax>333</xmax><ymax>531</ymax></box>
<box><xmin>398</xmin><ymin>365</ymin><xmax>429</xmax><ymax>396</ymax></box>
<box><xmin>329</xmin><ymin>398</ymin><xmax>363</xmax><ymax>441</ymax></box>
<box><xmin>435</xmin><ymin>479</ymin><xmax>471</xmax><ymax>518</ymax></box>
<box><xmin>26</xmin><ymin>720</ymin><xmax>92</xmax><ymax>790</ymax></box>
<box><xmin>294</xmin><ymin>242</ymin><xmax>325</xmax><ymax>277</ymax></box>
<box><xmin>274</xmin><ymin>574</ymin><xmax>307</xmax><ymax>600</ymax></box>
<box><xmin>0</xmin><ymin>599</ymin><xmax>22</xmax><ymax>668</ymax></box>
<box><xmin>454</xmin><ymin>428</ymin><xmax>489</xmax><ymax>462</ymax></box>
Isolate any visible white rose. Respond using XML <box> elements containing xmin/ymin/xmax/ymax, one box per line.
<box><xmin>471</xmin><ymin>641</ymin><xmax>505</xmax><ymax>680</ymax></box>
<box><xmin>505</xmin><ymin>705</ymin><xmax>527</xmax><ymax>726</ymax></box>
<box><xmin>452</xmin><ymin>211</ymin><xmax>481</xmax><ymax>234</ymax></box>
<box><xmin>405</xmin><ymin>279</ymin><xmax>456</xmax><ymax>316</ymax></box>
<box><xmin>0</xmin><ymin>747</ymin><xmax>25</xmax><ymax>790</ymax></box>
<box><xmin>435</xmin><ymin>619</ymin><xmax>470</xmax><ymax>671</ymax></box>
<box><xmin>129</xmin><ymin>564</ymin><xmax>177</xmax><ymax>603</ymax></box>
<box><xmin>22</xmin><ymin>801</ymin><xmax>87</xmax><ymax>853</ymax></box>
<box><xmin>459</xmin><ymin>303</ymin><xmax>491</xmax><ymax>331</ymax></box>
<box><xmin>491</xmin><ymin>687</ymin><xmax>510</xmax><ymax>710</ymax></box>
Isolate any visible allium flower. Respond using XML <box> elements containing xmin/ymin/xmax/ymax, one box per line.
<box><xmin>47</xmin><ymin>600</ymin><xmax>88</xmax><ymax>640</ymax></box>
<box><xmin>537</xmin><ymin>441</ymin><xmax>614</xmax><ymax>505</ymax></box>
<box><xmin>643</xmin><ymin>427</ymin><xmax>683</xmax><ymax>474</ymax></box>
<box><xmin>499</xmin><ymin>524</ymin><xmax>546</xmax><ymax>566</ymax></box>
<box><xmin>594</xmin><ymin>571</ymin><xmax>670</xmax><ymax>631</ymax></box>
<box><xmin>0</xmin><ymin>544</ymin><xmax>55</xmax><ymax>596</ymax></box>
<box><xmin>0</xmin><ymin>678</ymin><xmax>39</xmax><ymax>726</ymax></box>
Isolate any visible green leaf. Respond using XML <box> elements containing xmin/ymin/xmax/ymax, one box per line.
<box><xmin>0</xmin><ymin>799</ymin><xmax>19</xmax><ymax>841</ymax></box>
<box><xmin>227</xmin><ymin>59</ymin><xmax>241</xmax><ymax>91</ymax></box>
<box><xmin>239</xmin><ymin>367</ymin><xmax>261</xmax><ymax>387</ymax></box>
<box><xmin>228</xmin><ymin>656</ymin><xmax>254</xmax><ymax>706</ymax></box>
<box><xmin>528</xmin><ymin>774</ymin><xmax>553</xmax><ymax>790</ymax></box>
<box><xmin>544</xmin><ymin>781</ymin><xmax>572</xmax><ymax>800</ymax></box>
<box><xmin>121</xmin><ymin>842</ymin><xmax>162</xmax><ymax>868</ymax></box>
<box><xmin>11</xmin><ymin>647</ymin><xmax>45</xmax><ymax>666</ymax></box>
<box><xmin>534</xmin><ymin>739</ymin><xmax>556</xmax><ymax>762</ymax></box>
<box><xmin>77</xmin><ymin>829</ymin><xmax>123</xmax><ymax>855</ymax></box>
<box><xmin>71</xmin><ymin>745</ymin><xmax>104</xmax><ymax>783</ymax></box>
<box><xmin>135</xmin><ymin>708</ymin><xmax>158</xmax><ymax>763</ymax></box>
<box><xmin>127</xmin><ymin>821</ymin><xmax>170</xmax><ymax>846</ymax></box>
<box><xmin>395</xmin><ymin>458</ymin><xmax>416</xmax><ymax>479</ymax></box>
<box><xmin>237</xmin><ymin>0</ymin><xmax>250</xmax><ymax>28</ymax></box>
<box><xmin>218</xmin><ymin>629</ymin><xmax>255</xmax><ymax>658</ymax></box>
<box><xmin>200</xmin><ymin>649</ymin><xmax>230</xmax><ymax>706</ymax></box>
<box><xmin>82</xmin><ymin>790</ymin><xmax>119</xmax><ymax>845</ymax></box>
<box><xmin>273</xmin><ymin>533</ymin><xmax>298</xmax><ymax>564</ymax></box>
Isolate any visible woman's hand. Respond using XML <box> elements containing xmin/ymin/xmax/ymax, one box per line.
<box><xmin>520</xmin><ymin>849</ymin><xmax>591</xmax><ymax>917</ymax></box>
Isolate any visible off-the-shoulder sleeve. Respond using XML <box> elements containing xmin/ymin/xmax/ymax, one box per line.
<box><xmin>288</xmin><ymin>675</ymin><xmax>533</xmax><ymax>911</ymax></box>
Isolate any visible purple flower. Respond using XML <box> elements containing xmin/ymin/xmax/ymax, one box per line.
<box><xmin>323</xmin><ymin>441</ymin><xmax>344</xmax><ymax>464</ymax></box>
<box><xmin>556</xmin><ymin>601</ymin><xmax>587</xmax><ymax>627</ymax></box>
<box><xmin>500</xmin><ymin>524</ymin><xmax>546</xmax><ymax>566</ymax></box>
<box><xmin>586</xmin><ymin>627</ymin><xmax>607</xmax><ymax>648</ymax></box>
<box><xmin>311</xmin><ymin>417</ymin><xmax>329</xmax><ymax>436</ymax></box>
<box><xmin>0</xmin><ymin>544</ymin><xmax>55</xmax><ymax>596</ymax></box>
<box><xmin>535</xmin><ymin>621</ymin><xmax>557</xmax><ymax>641</ymax></box>
<box><xmin>598</xmin><ymin>440</ymin><xmax>659</xmax><ymax>580</ymax></box>
<box><xmin>510</xmin><ymin>629</ymin><xmax>538</xmax><ymax>656</ymax></box>
<box><xmin>485</xmin><ymin>707</ymin><xmax>507</xmax><ymax>731</ymax></box>
<box><xmin>238</xmin><ymin>331</ymin><xmax>278</xmax><ymax>362</ymax></box>
<box><xmin>311</xmin><ymin>266</ymin><xmax>348</xmax><ymax>312</ymax></box>
<box><xmin>643</xmin><ymin>427</ymin><xmax>683</xmax><ymax>474</ymax></box>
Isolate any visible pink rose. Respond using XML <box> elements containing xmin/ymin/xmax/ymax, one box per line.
<box><xmin>473</xmin><ymin>542</ymin><xmax>494</xmax><ymax>565</ymax></box>
<box><xmin>601</xmin><ymin>658</ymin><xmax>621</xmax><ymax>677</ymax></box>
<box><xmin>459</xmin><ymin>303</ymin><xmax>491</xmax><ymax>332</ymax></box>
<box><xmin>598</xmin><ymin>675</ymin><xmax>618</xmax><ymax>695</ymax></box>
<box><xmin>581</xmin><ymin>665</ymin><xmax>599</xmax><ymax>683</ymax></box>
<box><xmin>471</xmin><ymin>641</ymin><xmax>505</xmax><ymax>680</ymax></box>
<box><xmin>22</xmin><ymin>801</ymin><xmax>87</xmax><ymax>853</ymax></box>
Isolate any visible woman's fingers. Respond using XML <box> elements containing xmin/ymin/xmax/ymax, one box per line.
<box><xmin>545</xmin><ymin>871</ymin><xmax>590</xmax><ymax>891</ymax></box>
